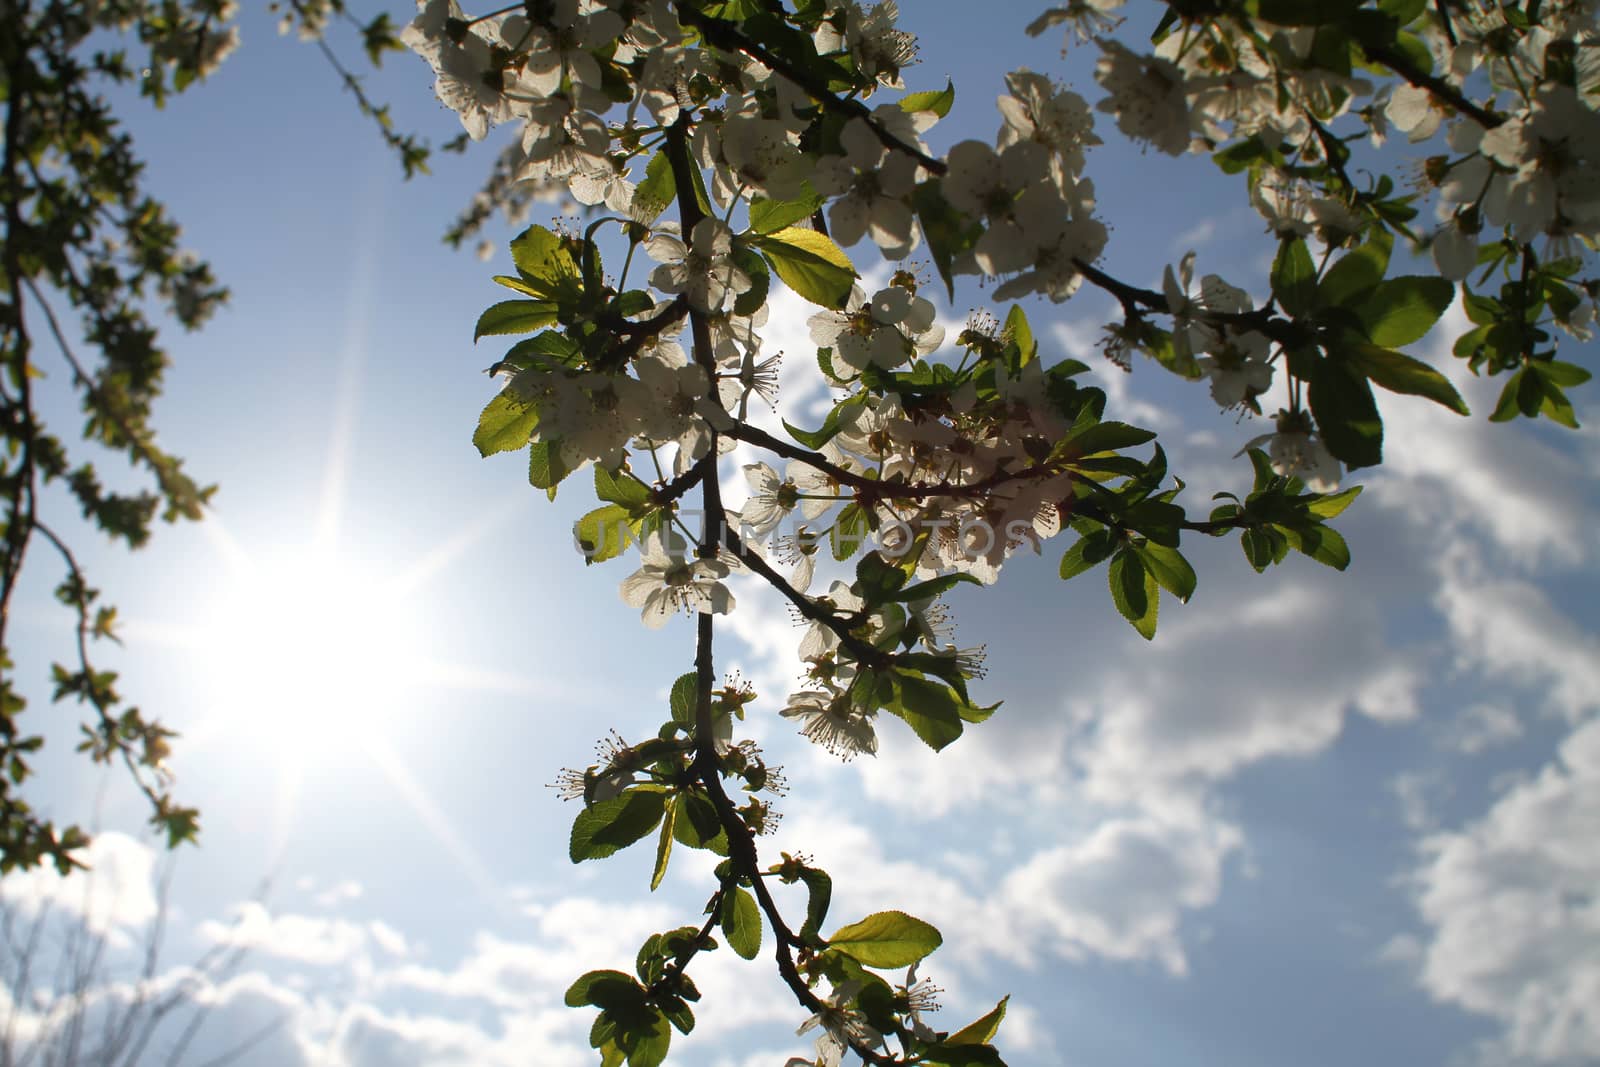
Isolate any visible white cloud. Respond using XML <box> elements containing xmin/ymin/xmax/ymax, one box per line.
<box><xmin>0</xmin><ymin>832</ymin><xmax>159</xmax><ymax>937</ymax></box>
<box><xmin>1405</xmin><ymin>717</ymin><xmax>1600</xmax><ymax>1063</ymax></box>
<box><xmin>1434</xmin><ymin>549</ymin><xmax>1600</xmax><ymax>724</ymax></box>
<box><xmin>1069</xmin><ymin>576</ymin><xmax>1422</xmax><ymax>809</ymax></box>
<box><xmin>201</xmin><ymin>902</ymin><xmax>402</xmax><ymax>970</ymax></box>
<box><xmin>1441</xmin><ymin>703</ymin><xmax>1524</xmax><ymax>755</ymax></box>
<box><xmin>1373</xmin><ymin>304</ymin><xmax>1599</xmax><ymax>565</ymax></box>
<box><xmin>996</xmin><ymin>810</ymin><xmax>1240</xmax><ymax>977</ymax></box>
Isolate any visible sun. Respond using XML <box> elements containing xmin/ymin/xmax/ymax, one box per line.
<box><xmin>191</xmin><ymin>546</ymin><xmax>429</xmax><ymax>757</ymax></box>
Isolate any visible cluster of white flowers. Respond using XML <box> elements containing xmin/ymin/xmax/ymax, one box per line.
<box><xmin>1163</xmin><ymin>252</ymin><xmax>1273</xmax><ymax>411</ymax></box>
<box><xmin>948</xmin><ymin>71</ymin><xmax>1109</xmax><ymax>302</ymax></box>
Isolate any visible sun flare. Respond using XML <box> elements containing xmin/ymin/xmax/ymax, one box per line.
<box><xmin>195</xmin><ymin>549</ymin><xmax>427</xmax><ymax>756</ymax></box>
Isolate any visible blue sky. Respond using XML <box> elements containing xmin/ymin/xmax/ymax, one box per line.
<box><xmin>3</xmin><ymin>3</ymin><xmax>1599</xmax><ymax>1066</ymax></box>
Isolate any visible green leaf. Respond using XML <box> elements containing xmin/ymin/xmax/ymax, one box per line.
<box><xmin>1059</xmin><ymin>420</ymin><xmax>1158</xmax><ymax>458</ymax></box>
<box><xmin>782</xmin><ymin>395</ymin><xmax>863</xmax><ymax>449</ymax></box>
<box><xmin>528</xmin><ymin>439</ymin><xmax>575</xmax><ymax>492</ymax></box>
<box><xmin>1240</xmin><ymin>526</ymin><xmax>1276</xmax><ymax>572</ymax></box>
<box><xmin>720</xmin><ymin>886</ymin><xmax>762</xmax><ymax>960</ymax></box>
<box><xmin>947</xmin><ymin>996</ymin><xmax>1009</xmax><ymax>1046</ymax></box>
<box><xmin>1004</xmin><ymin>304</ymin><xmax>1036</xmax><ymax>369</ymax></box>
<box><xmin>856</xmin><ymin>552</ymin><xmax>908</xmax><ymax>602</ymax></box>
<box><xmin>671</xmin><ymin>792</ymin><xmax>728</xmax><ymax>855</ymax></box>
<box><xmin>1489</xmin><ymin>369</ymin><xmax>1525</xmax><ymax>422</ymax></box>
<box><xmin>633</xmin><ymin>151</ymin><xmax>676</xmax><ymax>224</ymax></box>
<box><xmin>1287</xmin><ymin>523</ymin><xmax>1351</xmax><ymax>570</ymax></box>
<box><xmin>888</xmin><ymin>671</ymin><xmax>966</xmax><ymax>751</ymax></box>
<box><xmin>749</xmin><ymin>188</ymin><xmax>824</xmax><ymax>235</ymax></box>
<box><xmin>1059</xmin><ymin>528</ymin><xmax>1116</xmax><ymax>580</ymax></box>
<box><xmin>913</xmin><ymin>179</ymin><xmax>980</xmax><ymax>301</ymax></box>
<box><xmin>651</xmin><ymin>801</ymin><xmax>676</xmax><ymax>891</ymax></box>
<box><xmin>899</xmin><ymin>79</ymin><xmax>954</xmax><ymax>118</ymax></box>
<box><xmin>1271</xmin><ymin>237</ymin><xmax>1316</xmax><ymax>317</ymax></box>
<box><xmin>1345</xmin><ymin>343</ymin><xmax>1469</xmax><ymax>415</ymax></box>
<box><xmin>1541</xmin><ymin>382</ymin><xmax>1580</xmax><ymax>428</ymax></box>
<box><xmin>731</xmin><ymin>245</ymin><xmax>770</xmax><ymax>318</ymax></box>
<box><xmin>754</xmin><ymin>227</ymin><xmax>857</xmax><ymax>309</ymax></box>
<box><xmin>831</xmin><ymin>502</ymin><xmax>868</xmax><ymax>562</ymax></box>
<box><xmin>472</xmin><ymin>392</ymin><xmax>537</xmax><ymax>457</ymax></box>
<box><xmin>1533</xmin><ymin>360</ymin><xmax>1592</xmax><ymax>387</ymax></box>
<box><xmin>1309</xmin><ymin>358</ymin><xmax>1384</xmax><ymax>469</ymax></box>
<box><xmin>1107</xmin><ymin>550</ymin><xmax>1158</xmax><ymax>640</ymax></box>
<box><xmin>893</xmin><ymin>572</ymin><xmax>981</xmax><ymax>602</ymax></box>
<box><xmin>474</xmin><ymin>299</ymin><xmax>558</xmax><ymax>340</ymax></box>
<box><xmin>619</xmin><ymin>1009</ymin><xmax>672</xmax><ymax>1067</ymax></box>
<box><xmin>1137</xmin><ymin>541</ymin><xmax>1196</xmax><ymax>603</ymax></box>
<box><xmin>1355</xmin><ymin>276</ymin><xmax>1454</xmax><ymax>347</ymax></box>
<box><xmin>576</xmin><ymin>504</ymin><xmax>634</xmax><ymax>563</ymax></box>
<box><xmin>1306</xmin><ymin>485</ymin><xmax>1362</xmax><ymax>519</ymax></box>
<box><xmin>826</xmin><ymin>910</ymin><xmax>943</xmax><ymax>969</ymax></box>
<box><xmin>1319</xmin><ymin>230</ymin><xmax>1391</xmax><ymax>307</ymax></box>
<box><xmin>570</xmin><ymin>790</ymin><xmax>668</xmax><ymax>862</ymax></box>
<box><xmin>668</xmin><ymin>671</ymin><xmax>699</xmax><ymax>726</ymax></box>
<box><xmin>797</xmin><ymin>866</ymin><xmax>833</xmax><ymax>944</ymax></box>
<box><xmin>596</xmin><ymin>466</ymin><xmax>652</xmax><ymax>509</ymax></box>
<box><xmin>565</xmin><ymin>970</ymin><xmax>644</xmax><ymax>1009</ymax></box>
<box><xmin>509</xmin><ymin>225</ymin><xmax>580</xmax><ymax>298</ymax></box>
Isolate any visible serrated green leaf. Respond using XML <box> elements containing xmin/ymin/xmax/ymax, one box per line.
<box><xmin>1489</xmin><ymin>368</ymin><xmax>1525</xmax><ymax>422</ymax></box>
<box><xmin>856</xmin><ymin>551</ymin><xmax>908</xmax><ymax>602</ymax></box>
<box><xmin>1137</xmin><ymin>541</ymin><xmax>1196</xmax><ymax>602</ymax></box>
<box><xmin>1059</xmin><ymin>420</ymin><xmax>1158</xmax><ymax>458</ymax></box>
<box><xmin>570</xmin><ymin>790</ymin><xmax>668</xmax><ymax>862</ymax></box>
<box><xmin>731</xmin><ymin>245</ymin><xmax>770</xmax><ymax>318</ymax></box>
<box><xmin>1541</xmin><ymin>383</ymin><xmax>1579</xmax><ymax>428</ymax></box>
<box><xmin>651</xmin><ymin>801</ymin><xmax>676</xmax><ymax>891</ymax></box>
<box><xmin>619</xmin><ymin>1009</ymin><xmax>671</xmax><ymax>1067</ymax></box>
<box><xmin>474</xmin><ymin>299</ymin><xmax>558</xmax><ymax>340</ymax></box>
<box><xmin>1306</xmin><ymin>485</ymin><xmax>1362</xmax><ymax>519</ymax></box>
<box><xmin>1107</xmin><ymin>550</ymin><xmax>1158</xmax><ymax>639</ymax></box>
<box><xmin>576</xmin><ymin>504</ymin><xmax>634</xmax><ymax>563</ymax></box>
<box><xmin>1346</xmin><ymin>343</ymin><xmax>1469</xmax><ymax>415</ymax></box>
<box><xmin>749</xmin><ymin>188</ymin><xmax>824</xmax><ymax>235</ymax></box>
<box><xmin>892</xmin><ymin>572</ymin><xmax>981</xmax><ymax>602</ymax></box>
<box><xmin>671</xmin><ymin>792</ymin><xmax>728</xmax><ymax>855</ymax></box>
<box><xmin>1355</xmin><ymin>276</ymin><xmax>1454</xmax><ymax>347</ymax></box>
<box><xmin>669</xmin><ymin>671</ymin><xmax>699</xmax><ymax>725</ymax></box>
<box><xmin>528</xmin><ymin>439</ymin><xmax>575</xmax><ymax>491</ymax></box>
<box><xmin>633</xmin><ymin>151</ymin><xmax>676</xmax><ymax>224</ymax></box>
<box><xmin>1294</xmin><ymin>523</ymin><xmax>1351</xmax><ymax>570</ymax></box>
<box><xmin>1533</xmin><ymin>360</ymin><xmax>1592</xmax><ymax>387</ymax></box>
<box><xmin>509</xmin><ymin>225</ymin><xmax>580</xmax><ymax>298</ymax></box>
<box><xmin>1309</xmin><ymin>358</ymin><xmax>1384</xmax><ymax>469</ymax></box>
<box><xmin>1320</xmin><ymin>230</ymin><xmax>1391</xmax><ymax>306</ymax></box>
<box><xmin>473</xmin><ymin>392</ymin><xmax>537</xmax><ymax>457</ymax></box>
<box><xmin>826</xmin><ymin>910</ymin><xmax>942</xmax><ymax>969</ymax></box>
<box><xmin>797</xmin><ymin>866</ymin><xmax>832</xmax><ymax>944</ymax></box>
<box><xmin>1059</xmin><ymin>528</ymin><xmax>1116</xmax><ymax>580</ymax></box>
<box><xmin>755</xmin><ymin>227</ymin><xmax>857</xmax><ymax>308</ymax></box>
<box><xmin>1004</xmin><ymin>304</ymin><xmax>1036</xmax><ymax>368</ymax></box>
<box><xmin>1271</xmin><ymin>237</ymin><xmax>1316</xmax><ymax>317</ymax></box>
<box><xmin>831</xmin><ymin>502</ymin><xmax>868</xmax><ymax>562</ymax></box>
<box><xmin>913</xmin><ymin>179</ymin><xmax>979</xmax><ymax>301</ymax></box>
<box><xmin>566</xmin><ymin>969</ymin><xmax>643</xmax><ymax>1009</ymax></box>
<box><xmin>1240</xmin><ymin>526</ymin><xmax>1275</xmax><ymax>571</ymax></box>
<box><xmin>720</xmin><ymin>886</ymin><xmax>762</xmax><ymax>960</ymax></box>
<box><xmin>947</xmin><ymin>995</ymin><xmax>1009</xmax><ymax>1046</ymax></box>
<box><xmin>888</xmin><ymin>671</ymin><xmax>965</xmax><ymax>751</ymax></box>
<box><xmin>596</xmin><ymin>466</ymin><xmax>652</xmax><ymax>509</ymax></box>
<box><xmin>899</xmin><ymin>79</ymin><xmax>954</xmax><ymax>118</ymax></box>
